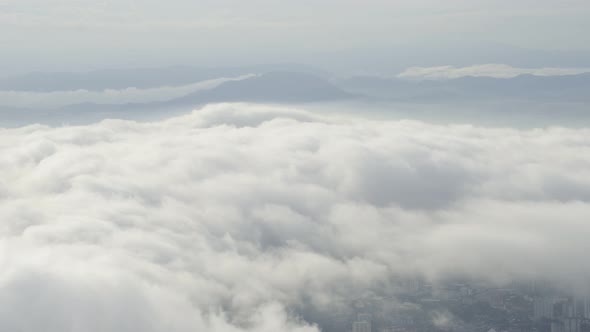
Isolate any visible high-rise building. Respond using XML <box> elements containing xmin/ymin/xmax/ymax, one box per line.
<box><xmin>353</xmin><ymin>313</ymin><xmax>372</xmax><ymax>332</ymax></box>
<box><xmin>352</xmin><ymin>320</ymin><xmax>371</xmax><ymax>332</ymax></box>
<box><xmin>551</xmin><ymin>318</ymin><xmax>583</xmax><ymax>332</ymax></box>
<box><xmin>535</xmin><ymin>297</ymin><xmax>558</xmax><ymax>320</ymax></box>
<box><xmin>573</xmin><ymin>295</ymin><xmax>590</xmax><ymax>319</ymax></box>
<box><xmin>547</xmin><ymin>297</ymin><xmax>588</xmax><ymax>332</ymax></box>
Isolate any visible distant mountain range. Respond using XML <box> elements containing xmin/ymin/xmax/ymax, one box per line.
<box><xmin>57</xmin><ymin>71</ymin><xmax>355</xmax><ymax>110</ymax></box>
<box><xmin>339</xmin><ymin>73</ymin><xmax>590</xmax><ymax>102</ymax></box>
<box><xmin>0</xmin><ymin>71</ymin><xmax>355</xmax><ymax>125</ymax></box>
<box><xmin>169</xmin><ymin>71</ymin><xmax>354</xmax><ymax>104</ymax></box>
<box><xmin>1</xmin><ymin>67</ymin><xmax>589</xmax><ymax>126</ymax></box>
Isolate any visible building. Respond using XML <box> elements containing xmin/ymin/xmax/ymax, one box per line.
<box><xmin>353</xmin><ymin>313</ymin><xmax>372</xmax><ymax>332</ymax></box>
<box><xmin>353</xmin><ymin>320</ymin><xmax>372</xmax><ymax>332</ymax></box>
<box><xmin>534</xmin><ymin>297</ymin><xmax>559</xmax><ymax>320</ymax></box>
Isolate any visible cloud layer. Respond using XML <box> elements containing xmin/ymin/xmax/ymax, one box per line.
<box><xmin>0</xmin><ymin>75</ymin><xmax>255</xmax><ymax>109</ymax></box>
<box><xmin>397</xmin><ymin>64</ymin><xmax>590</xmax><ymax>79</ymax></box>
<box><xmin>1</xmin><ymin>103</ymin><xmax>589</xmax><ymax>331</ymax></box>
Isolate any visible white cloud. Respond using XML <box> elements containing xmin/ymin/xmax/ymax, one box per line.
<box><xmin>397</xmin><ymin>64</ymin><xmax>590</xmax><ymax>80</ymax></box>
<box><xmin>0</xmin><ymin>74</ymin><xmax>255</xmax><ymax>109</ymax></box>
<box><xmin>1</xmin><ymin>103</ymin><xmax>590</xmax><ymax>331</ymax></box>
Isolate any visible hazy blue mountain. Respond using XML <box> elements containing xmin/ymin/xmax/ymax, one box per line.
<box><xmin>59</xmin><ymin>71</ymin><xmax>355</xmax><ymax>109</ymax></box>
<box><xmin>3</xmin><ymin>70</ymin><xmax>589</xmax><ymax>128</ymax></box>
<box><xmin>167</xmin><ymin>71</ymin><xmax>354</xmax><ymax>105</ymax></box>
<box><xmin>0</xmin><ymin>71</ymin><xmax>356</xmax><ymax>126</ymax></box>
<box><xmin>338</xmin><ymin>73</ymin><xmax>590</xmax><ymax>102</ymax></box>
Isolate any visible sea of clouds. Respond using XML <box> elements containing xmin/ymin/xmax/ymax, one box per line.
<box><xmin>1</xmin><ymin>103</ymin><xmax>589</xmax><ymax>331</ymax></box>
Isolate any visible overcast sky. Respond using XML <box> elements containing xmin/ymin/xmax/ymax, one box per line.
<box><xmin>1</xmin><ymin>0</ymin><xmax>590</xmax><ymax>75</ymax></box>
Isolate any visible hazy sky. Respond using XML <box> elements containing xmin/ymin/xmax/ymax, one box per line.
<box><xmin>1</xmin><ymin>0</ymin><xmax>590</xmax><ymax>74</ymax></box>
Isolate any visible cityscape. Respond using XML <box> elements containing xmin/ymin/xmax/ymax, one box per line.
<box><xmin>327</xmin><ymin>281</ymin><xmax>590</xmax><ymax>332</ymax></box>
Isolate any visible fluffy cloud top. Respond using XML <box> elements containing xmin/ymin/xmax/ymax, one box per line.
<box><xmin>1</xmin><ymin>103</ymin><xmax>589</xmax><ymax>331</ymax></box>
<box><xmin>397</xmin><ymin>64</ymin><xmax>590</xmax><ymax>80</ymax></box>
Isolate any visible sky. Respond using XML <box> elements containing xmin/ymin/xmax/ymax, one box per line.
<box><xmin>2</xmin><ymin>0</ymin><xmax>590</xmax><ymax>75</ymax></box>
